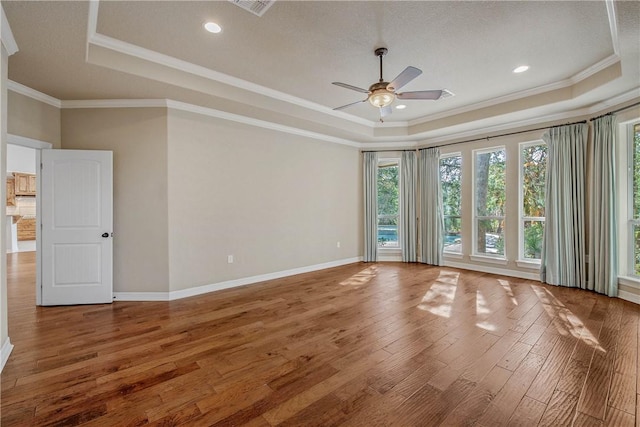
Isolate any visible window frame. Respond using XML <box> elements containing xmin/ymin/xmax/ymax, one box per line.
<box><xmin>629</xmin><ymin>123</ymin><xmax>640</xmax><ymax>277</ymax></box>
<box><xmin>518</xmin><ymin>140</ymin><xmax>546</xmax><ymax>267</ymax></box>
<box><xmin>471</xmin><ymin>146</ymin><xmax>507</xmax><ymax>262</ymax></box>
<box><xmin>439</xmin><ymin>152</ymin><xmax>463</xmax><ymax>255</ymax></box>
<box><xmin>376</xmin><ymin>157</ymin><xmax>402</xmax><ymax>250</ymax></box>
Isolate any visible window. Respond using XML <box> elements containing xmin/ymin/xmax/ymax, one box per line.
<box><xmin>473</xmin><ymin>147</ymin><xmax>506</xmax><ymax>257</ymax></box>
<box><xmin>630</xmin><ymin>123</ymin><xmax>640</xmax><ymax>275</ymax></box>
<box><xmin>440</xmin><ymin>153</ymin><xmax>462</xmax><ymax>253</ymax></box>
<box><xmin>377</xmin><ymin>158</ymin><xmax>400</xmax><ymax>248</ymax></box>
<box><xmin>520</xmin><ymin>142</ymin><xmax>547</xmax><ymax>261</ymax></box>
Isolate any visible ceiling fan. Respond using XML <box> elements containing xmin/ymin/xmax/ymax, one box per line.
<box><xmin>332</xmin><ymin>47</ymin><xmax>452</xmax><ymax>122</ymax></box>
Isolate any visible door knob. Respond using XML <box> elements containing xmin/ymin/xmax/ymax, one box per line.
<box><xmin>101</xmin><ymin>232</ymin><xmax>109</xmax><ymax>238</ymax></box>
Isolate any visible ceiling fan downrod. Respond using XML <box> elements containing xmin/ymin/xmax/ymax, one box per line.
<box><xmin>375</xmin><ymin>47</ymin><xmax>388</xmax><ymax>82</ymax></box>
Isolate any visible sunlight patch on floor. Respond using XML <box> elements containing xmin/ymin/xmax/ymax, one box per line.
<box><xmin>531</xmin><ymin>285</ymin><xmax>605</xmax><ymax>353</ymax></box>
<box><xmin>498</xmin><ymin>279</ymin><xmax>518</xmax><ymax>306</ymax></box>
<box><xmin>474</xmin><ymin>290</ymin><xmax>497</xmax><ymax>331</ymax></box>
<box><xmin>339</xmin><ymin>266</ymin><xmax>378</xmax><ymax>287</ymax></box>
<box><xmin>417</xmin><ymin>271</ymin><xmax>460</xmax><ymax>318</ymax></box>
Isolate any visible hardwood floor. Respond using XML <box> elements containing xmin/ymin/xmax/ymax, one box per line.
<box><xmin>2</xmin><ymin>252</ymin><xmax>639</xmax><ymax>426</ymax></box>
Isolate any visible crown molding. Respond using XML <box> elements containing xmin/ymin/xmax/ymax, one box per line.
<box><xmin>586</xmin><ymin>87</ymin><xmax>640</xmax><ymax>115</ymax></box>
<box><xmin>54</xmin><ymin>95</ymin><xmax>362</xmax><ymax>147</ymax></box>
<box><xmin>7</xmin><ymin>80</ymin><xmax>61</xmax><ymax>107</ymax></box>
<box><xmin>83</xmin><ymin>0</ymin><xmax>627</xmax><ymax>136</ymax></box>
<box><xmin>165</xmin><ymin>100</ymin><xmax>361</xmax><ymax>148</ymax></box>
<box><xmin>86</xmin><ymin>0</ymin><xmax>374</xmax><ymax>129</ymax></box>
<box><xmin>9</xmin><ymin>78</ymin><xmax>638</xmax><ymax>151</ymax></box>
<box><xmin>408</xmin><ymin>54</ymin><xmax>621</xmax><ymax>128</ymax></box>
<box><xmin>1</xmin><ymin>4</ymin><xmax>18</xmax><ymax>56</ymax></box>
<box><xmin>409</xmin><ymin>89</ymin><xmax>640</xmax><ymax>148</ymax></box>
<box><xmin>88</xmin><ymin>33</ymin><xmax>374</xmax><ymax>129</ymax></box>
<box><xmin>605</xmin><ymin>0</ymin><xmax>619</xmax><ymax>55</ymax></box>
<box><xmin>86</xmin><ymin>0</ymin><xmax>99</xmax><ymax>62</ymax></box>
<box><xmin>61</xmin><ymin>99</ymin><xmax>167</xmax><ymax>109</ymax></box>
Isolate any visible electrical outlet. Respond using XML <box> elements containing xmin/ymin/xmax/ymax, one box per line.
<box><xmin>227</xmin><ymin>255</ymin><xmax>234</xmax><ymax>264</ymax></box>
<box><xmin>336</xmin><ymin>241</ymin><xmax>341</xmax><ymax>248</ymax></box>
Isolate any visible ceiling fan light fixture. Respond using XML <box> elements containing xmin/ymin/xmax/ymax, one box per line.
<box><xmin>369</xmin><ymin>88</ymin><xmax>395</xmax><ymax>108</ymax></box>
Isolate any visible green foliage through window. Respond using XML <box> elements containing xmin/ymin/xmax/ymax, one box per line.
<box><xmin>475</xmin><ymin>149</ymin><xmax>506</xmax><ymax>255</ymax></box>
<box><xmin>521</xmin><ymin>143</ymin><xmax>547</xmax><ymax>260</ymax></box>
<box><xmin>440</xmin><ymin>155</ymin><xmax>462</xmax><ymax>253</ymax></box>
<box><xmin>633</xmin><ymin>125</ymin><xmax>640</xmax><ymax>274</ymax></box>
<box><xmin>377</xmin><ymin>161</ymin><xmax>399</xmax><ymax>247</ymax></box>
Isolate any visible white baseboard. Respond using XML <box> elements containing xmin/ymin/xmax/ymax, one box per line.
<box><xmin>618</xmin><ymin>289</ymin><xmax>640</xmax><ymax>305</ymax></box>
<box><xmin>442</xmin><ymin>260</ymin><xmax>541</xmax><ymax>281</ymax></box>
<box><xmin>113</xmin><ymin>256</ymin><xmax>363</xmax><ymax>302</ymax></box>
<box><xmin>1</xmin><ymin>337</ymin><xmax>14</xmax><ymax>372</ymax></box>
<box><xmin>112</xmin><ymin>292</ymin><xmax>169</xmax><ymax>301</ymax></box>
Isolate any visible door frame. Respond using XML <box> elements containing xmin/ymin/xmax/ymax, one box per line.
<box><xmin>7</xmin><ymin>134</ymin><xmax>52</xmax><ymax>306</ymax></box>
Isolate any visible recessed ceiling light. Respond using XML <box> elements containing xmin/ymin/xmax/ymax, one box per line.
<box><xmin>395</xmin><ymin>104</ymin><xmax>407</xmax><ymax>110</ymax></box>
<box><xmin>204</xmin><ymin>22</ymin><xmax>222</xmax><ymax>34</ymax></box>
<box><xmin>513</xmin><ymin>65</ymin><xmax>529</xmax><ymax>73</ymax></box>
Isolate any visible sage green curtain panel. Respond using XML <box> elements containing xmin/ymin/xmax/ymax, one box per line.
<box><xmin>588</xmin><ymin>115</ymin><xmax>618</xmax><ymax>296</ymax></box>
<box><xmin>541</xmin><ymin>123</ymin><xmax>588</xmax><ymax>288</ymax></box>
<box><xmin>419</xmin><ymin>148</ymin><xmax>443</xmax><ymax>265</ymax></box>
<box><xmin>363</xmin><ymin>152</ymin><xmax>378</xmax><ymax>262</ymax></box>
<box><xmin>401</xmin><ymin>151</ymin><xmax>417</xmax><ymax>262</ymax></box>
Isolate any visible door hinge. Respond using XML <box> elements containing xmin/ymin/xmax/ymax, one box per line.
<box><xmin>40</xmin><ymin>163</ymin><xmax>43</xmax><ymax>170</ymax></box>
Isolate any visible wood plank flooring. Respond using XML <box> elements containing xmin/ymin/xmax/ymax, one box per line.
<box><xmin>2</xmin><ymin>252</ymin><xmax>639</xmax><ymax>426</ymax></box>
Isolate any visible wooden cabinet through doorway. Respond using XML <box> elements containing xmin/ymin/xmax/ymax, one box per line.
<box><xmin>6</xmin><ymin>177</ymin><xmax>15</xmax><ymax>206</ymax></box>
<box><xmin>14</xmin><ymin>173</ymin><xmax>36</xmax><ymax>196</ymax></box>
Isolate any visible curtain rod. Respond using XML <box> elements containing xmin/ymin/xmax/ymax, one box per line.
<box><xmin>361</xmin><ymin>99</ymin><xmax>640</xmax><ymax>153</ymax></box>
<box><xmin>590</xmin><ymin>100</ymin><xmax>640</xmax><ymax>121</ymax></box>
<box><xmin>423</xmin><ymin>120</ymin><xmax>588</xmax><ymax>150</ymax></box>
<box><xmin>361</xmin><ymin>119</ymin><xmax>586</xmax><ymax>153</ymax></box>
<box><xmin>361</xmin><ymin>149</ymin><xmax>416</xmax><ymax>153</ymax></box>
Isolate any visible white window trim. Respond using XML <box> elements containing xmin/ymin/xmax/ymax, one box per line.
<box><xmin>472</xmin><ymin>146</ymin><xmax>507</xmax><ymax>260</ymax></box>
<box><xmin>518</xmin><ymin>140</ymin><xmax>546</xmax><ymax>264</ymax></box>
<box><xmin>377</xmin><ymin>157</ymin><xmax>401</xmax><ymax>250</ymax></box>
<box><xmin>470</xmin><ymin>254</ymin><xmax>508</xmax><ymax>265</ymax></box>
<box><xmin>440</xmin><ymin>152</ymin><xmax>463</xmax><ymax>255</ymax></box>
<box><xmin>628</xmin><ymin>122</ymin><xmax>640</xmax><ymax>277</ymax></box>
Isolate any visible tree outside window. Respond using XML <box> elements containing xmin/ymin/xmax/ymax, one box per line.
<box><xmin>521</xmin><ymin>142</ymin><xmax>547</xmax><ymax>260</ymax></box>
<box><xmin>377</xmin><ymin>159</ymin><xmax>399</xmax><ymax>248</ymax></box>
<box><xmin>632</xmin><ymin>124</ymin><xmax>640</xmax><ymax>275</ymax></box>
<box><xmin>440</xmin><ymin>154</ymin><xmax>462</xmax><ymax>253</ymax></box>
<box><xmin>474</xmin><ymin>148</ymin><xmax>506</xmax><ymax>257</ymax></box>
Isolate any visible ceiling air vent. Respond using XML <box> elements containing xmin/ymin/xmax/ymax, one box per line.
<box><xmin>228</xmin><ymin>0</ymin><xmax>274</xmax><ymax>17</ymax></box>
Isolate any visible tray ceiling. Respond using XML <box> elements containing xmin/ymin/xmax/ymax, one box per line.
<box><xmin>3</xmin><ymin>1</ymin><xmax>639</xmax><ymax>144</ymax></box>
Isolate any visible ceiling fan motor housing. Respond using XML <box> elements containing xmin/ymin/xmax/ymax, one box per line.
<box><xmin>368</xmin><ymin>82</ymin><xmax>395</xmax><ymax>108</ymax></box>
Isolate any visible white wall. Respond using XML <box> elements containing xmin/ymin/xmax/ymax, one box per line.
<box><xmin>166</xmin><ymin>109</ymin><xmax>362</xmax><ymax>291</ymax></box>
<box><xmin>6</xmin><ymin>144</ymin><xmax>35</xmax><ymax>173</ymax></box>
<box><xmin>61</xmin><ymin>107</ymin><xmax>170</xmax><ymax>293</ymax></box>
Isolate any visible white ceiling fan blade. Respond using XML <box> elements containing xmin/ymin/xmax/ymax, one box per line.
<box><xmin>333</xmin><ymin>99</ymin><xmax>368</xmax><ymax>111</ymax></box>
<box><xmin>380</xmin><ymin>105</ymin><xmax>393</xmax><ymax>117</ymax></box>
<box><xmin>387</xmin><ymin>66</ymin><xmax>422</xmax><ymax>92</ymax></box>
<box><xmin>332</xmin><ymin>82</ymin><xmax>370</xmax><ymax>94</ymax></box>
<box><xmin>397</xmin><ymin>90</ymin><xmax>444</xmax><ymax>100</ymax></box>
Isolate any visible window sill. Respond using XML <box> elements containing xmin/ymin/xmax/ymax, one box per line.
<box><xmin>516</xmin><ymin>260</ymin><xmax>541</xmax><ymax>269</ymax></box>
<box><xmin>378</xmin><ymin>247</ymin><xmax>401</xmax><ymax>253</ymax></box>
<box><xmin>443</xmin><ymin>252</ymin><xmax>463</xmax><ymax>260</ymax></box>
<box><xmin>470</xmin><ymin>255</ymin><xmax>508</xmax><ymax>265</ymax></box>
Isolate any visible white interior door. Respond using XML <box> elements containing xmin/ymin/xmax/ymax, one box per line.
<box><xmin>41</xmin><ymin>149</ymin><xmax>113</xmax><ymax>305</ymax></box>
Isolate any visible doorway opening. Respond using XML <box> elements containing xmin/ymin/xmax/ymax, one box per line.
<box><xmin>6</xmin><ymin>134</ymin><xmax>52</xmax><ymax>306</ymax></box>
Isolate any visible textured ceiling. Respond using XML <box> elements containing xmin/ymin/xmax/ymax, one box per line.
<box><xmin>3</xmin><ymin>0</ymin><xmax>640</xmax><ymax>143</ymax></box>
